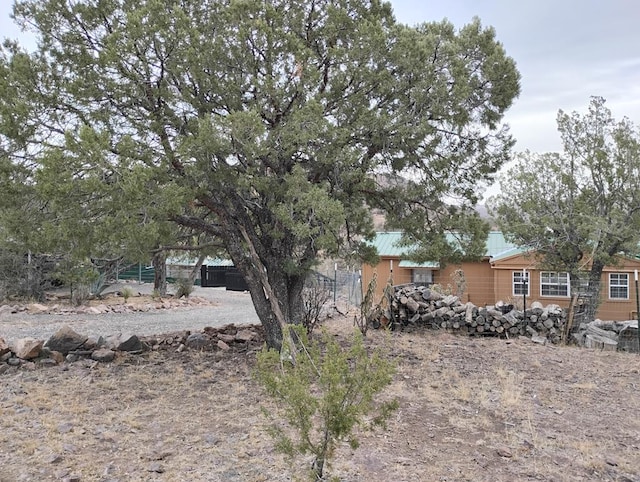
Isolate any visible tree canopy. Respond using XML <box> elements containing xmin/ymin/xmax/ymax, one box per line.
<box><xmin>489</xmin><ymin>96</ymin><xmax>640</xmax><ymax>320</ymax></box>
<box><xmin>2</xmin><ymin>0</ymin><xmax>520</xmax><ymax>348</ymax></box>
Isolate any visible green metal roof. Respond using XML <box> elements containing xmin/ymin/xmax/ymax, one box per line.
<box><xmin>485</xmin><ymin>232</ymin><xmax>519</xmax><ymax>257</ymax></box>
<box><xmin>166</xmin><ymin>256</ymin><xmax>234</xmax><ymax>267</ymax></box>
<box><xmin>398</xmin><ymin>260</ymin><xmax>440</xmax><ymax>268</ymax></box>
<box><xmin>489</xmin><ymin>246</ymin><xmax>530</xmax><ymax>262</ymax></box>
<box><xmin>369</xmin><ymin>232</ymin><xmax>407</xmax><ymax>257</ymax></box>
<box><xmin>370</xmin><ymin>231</ymin><xmax>517</xmax><ymax>259</ymax></box>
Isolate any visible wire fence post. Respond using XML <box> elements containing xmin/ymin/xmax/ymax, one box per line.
<box><xmin>523</xmin><ymin>269</ymin><xmax>528</xmax><ymax>327</ymax></box>
<box><xmin>635</xmin><ymin>270</ymin><xmax>640</xmax><ymax>354</ymax></box>
<box><xmin>333</xmin><ymin>263</ymin><xmax>337</xmax><ymax>305</ymax></box>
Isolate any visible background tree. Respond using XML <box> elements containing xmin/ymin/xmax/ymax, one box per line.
<box><xmin>0</xmin><ymin>40</ymin><xmax>222</xmax><ymax>297</ymax></box>
<box><xmin>0</xmin><ymin>41</ymin><xmax>51</xmax><ymax>299</ymax></box>
<box><xmin>489</xmin><ymin>97</ymin><xmax>640</xmax><ymax>321</ymax></box>
<box><xmin>4</xmin><ymin>0</ymin><xmax>520</xmax><ymax>349</ymax></box>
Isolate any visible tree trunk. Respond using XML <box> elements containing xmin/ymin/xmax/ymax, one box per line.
<box><xmin>187</xmin><ymin>253</ymin><xmax>207</xmax><ymax>287</ymax></box>
<box><xmin>224</xmin><ymin>228</ymin><xmax>309</xmax><ymax>351</ymax></box>
<box><xmin>584</xmin><ymin>259</ymin><xmax>605</xmax><ymax>323</ymax></box>
<box><xmin>153</xmin><ymin>250</ymin><xmax>167</xmax><ymax>296</ymax></box>
<box><xmin>240</xmin><ymin>262</ymin><xmax>307</xmax><ymax>351</ymax></box>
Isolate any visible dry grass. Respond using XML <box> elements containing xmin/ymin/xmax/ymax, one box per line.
<box><xmin>1</xmin><ymin>319</ymin><xmax>639</xmax><ymax>482</ymax></box>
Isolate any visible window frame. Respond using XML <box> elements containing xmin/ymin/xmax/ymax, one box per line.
<box><xmin>540</xmin><ymin>271</ymin><xmax>570</xmax><ymax>297</ymax></box>
<box><xmin>512</xmin><ymin>270</ymin><xmax>530</xmax><ymax>296</ymax></box>
<box><xmin>412</xmin><ymin>268</ymin><xmax>433</xmax><ymax>285</ymax></box>
<box><xmin>609</xmin><ymin>273</ymin><xmax>629</xmax><ymax>300</ymax></box>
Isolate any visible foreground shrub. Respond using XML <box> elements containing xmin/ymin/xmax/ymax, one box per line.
<box><xmin>255</xmin><ymin>327</ymin><xmax>398</xmax><ymax>480</ymax></box>
<box><xmin>301</xmin><ymin>277</ymin><xmax>331</xmax><ymax>336</ymax></box>
<box><xmin>174</xmin><ymin>277</ymin><xmax>195</xmax><ymax>298</ymax></box>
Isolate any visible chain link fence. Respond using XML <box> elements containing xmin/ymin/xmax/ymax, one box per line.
<box><xmin>310</xmin><ymin>269</ymin><xmax>362</xmax><ymax>311</ymax></box>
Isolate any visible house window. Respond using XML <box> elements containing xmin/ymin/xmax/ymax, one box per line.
<box><xmin>412</xmin><ymin>269</ymin><xmax>433</xmax><ymax>285</ymax></box>
<box><xmin>513</xmin><ymin>271</ymin><xmax>530</xmax><ymax>296</ymax></box>
<box><xmin>609</xmin><ymin>273</ymin><xmax>629</xmax><ymax>299</ymax></box>
<box><xmin>574</xmin><ymin>272</ymin><xmax>590</xmax><ymax>293</ymax></box>
<box><xmin>540</xmin><ymin>272</ymin><xmax>569</xmax><ymax>297</ymax></box>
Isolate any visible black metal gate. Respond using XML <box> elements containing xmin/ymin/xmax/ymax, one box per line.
<box><xmin>225</xmin><ymin>270</ymin><xmax>250</xmax><ymax>292</ymax></box>
<box><xmin>200</xmin><ymin>265</ymin><xmax>249</xmax><ymax>291</ymax></box>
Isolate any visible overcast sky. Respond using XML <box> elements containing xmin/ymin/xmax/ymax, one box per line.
<box><xmin>1</xmin><ymin>0</ymin><xmax>639</xmax><ymax>153</ymax></box>
<box><xmin>390</xmin><ymin>0</ymin><xmax>640</xmax><ymax>153</ymax></box>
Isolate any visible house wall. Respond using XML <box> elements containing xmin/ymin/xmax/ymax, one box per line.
<box><xmin>435</xmin><ymin>261</ymin><xmax>495</xmax><ymax>306</ymax></box>
<box><xmin>362</xmin><ymin>258</ymin><xmax>495</xmax><ymax>306</ymax></box>
<box><xmin>361</xmin><ymin>257</ymin><xmax>414</xmax><ymax>302</ymax></box>
<box><xmin>491</xmin><ymin>253</ymin><xmax>640</xmax><ymax>321</ymax></box>
<box><xmin>364</xmin><ymin>252</ymin><xmax>640</xmax><ymax>321</ymax></box>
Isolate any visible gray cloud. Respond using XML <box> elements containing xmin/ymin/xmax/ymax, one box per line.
<box><xmin>390</xmin><ymin>0</ymin><xmax>640</xmax><ymax>153</ymax></box>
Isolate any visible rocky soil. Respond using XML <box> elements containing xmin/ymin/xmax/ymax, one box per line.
<box><xmin>1</xmin><ymin>290</ymin><xmax>639</xmax><ymax>481</ymax></box>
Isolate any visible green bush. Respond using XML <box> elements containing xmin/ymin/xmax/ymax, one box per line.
<box><xmin>53</xmin><ymin>260</ymin><xmax>99</xmax><ymax>306</ymax></box>
<box><xmin>0</xmin><ymin>249</ymin><xmax>47</xmax><ymax>301</ymax></box>
<box><xmin>255</xmin><ymin>326</ymin><xmax>398</xmax><ymax>480</ymax></box>
<box><xmin>175</xmin><ymin>277</ymin><xmax>194</xmax><ymax>298</ymax></box>
<box><xmin>120</xmin><ymin>286</ymin><xmax>134</xmax><ymax>302</ymax></box>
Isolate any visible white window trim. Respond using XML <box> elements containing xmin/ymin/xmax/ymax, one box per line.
<box><xmin>609</xmin><ymin>273</ymin><xmax>629</xmax><ymax>300</ymax></box>
<box><xmin>540</xmin><ymin>271</ymin><xmax>570</xmax><ymax>298</ymax></box>
<box><xmin>512</xmin><ymin>270</ymin><xmax>530</xmax><ymax>296</ymax></box>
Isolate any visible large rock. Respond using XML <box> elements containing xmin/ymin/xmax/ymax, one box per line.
<box><xmin>27</xmin><ymin>303</ymin><xmax>49</xmax><ymax>313</ymax></box>
<box><xmin>82</xmin><ymin>335</ymin><xmax>105</xmax><ymax>350</ymax></box>
<box><xmin>106</xmin><ymin>333</ymin><xmax>143</xmax><ymax>352</ymax></box>
<box><xmin>0</xmin><ymin>337</ymin><xmax>10</xmax><ymax>357</ymax></box>
<box><xmin>45</xmin><ymin>326</ymin><xmax>89</xmax><ymax>355</ymax></box>
<box><xmin>185</xmin><ymin>333</ymin><xmax>208</xmax><ymax>349</ymax></box>
<box><xmin>11</xmin><ymin>338</ymin><xmax>44</xmax><ymax>360</ymax></box>
<box><xmin>235</xmin><ymin>329</ymin><xmax>256</xmax><ymax>342</ymax></box>
<box><xmin>91</xmin><ymin>348</ymin><xmax>116</xmax><ymax>363</ymax></box>
<box><xmin>218</xmin><ymin>333</ymin><xmax>235</xmax><ymax>344</ymax></box>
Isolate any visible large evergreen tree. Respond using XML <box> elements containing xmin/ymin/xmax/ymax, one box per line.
<box><xmin>489</xmin><ymin>97</ymin><xmax>640</xmax><ymax>321</ymax></box>
<box><xmin>2</xmin><ymin>0</ymin><xmax>520</xmax><ymax>349</ymax></box>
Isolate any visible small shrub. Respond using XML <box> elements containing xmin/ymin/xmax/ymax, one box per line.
<box><xmin>255</xmin><ymin>326</ymin><xmax>398</xmax><ymax>481</ymax></box>
<box><xmin>301</xmin><ymin>278</ymin><xmax>331</xmax><ymax>336</ymax></box>
<box><xmin>175</xmin><ymin>277</ymin><xmax>194</xmax><ymax>298</ymax></box>
<box><xmin>354</xmin><ymin>273</ymin><xmax>377</xmax><ymax>336</ymax></box>
<box><xmin>451</xmin><ymin>268</ymin><xmax>467</xmax><ymax>298</ymax></box>
<box><xmin>121</xmin><ymin>286</ymin><xmax>134</xmax><ymax>302</ymax></box>
<box><xmin>57</xmin><ymin>261</ymin><xmax>99</xmax><ymax>306</ymax></box>
<box><xmin>71</xmin><ymin>283</ymin><xmax>91</xmax><ymax>306</ymax></box>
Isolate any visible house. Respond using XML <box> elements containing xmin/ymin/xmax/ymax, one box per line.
<box><xmin>362</xmin><ymin>231</ymin><xmax>640</xmax><ymax>321</ymax></box>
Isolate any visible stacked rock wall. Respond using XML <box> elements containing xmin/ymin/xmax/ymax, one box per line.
<box><xmin>377</xmin><ymin>284</ymin><xmax>566</xmax><ymax>343</ymax></box>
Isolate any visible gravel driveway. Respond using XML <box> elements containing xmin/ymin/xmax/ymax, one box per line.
<box><xmin>0</xmin><ymin>285</ymin><xmax>259</xmax><ymax>342</ymax></box>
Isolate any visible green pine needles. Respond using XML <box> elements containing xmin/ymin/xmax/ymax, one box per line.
<box><xmin>255</xmin><ymin>326</ymin><xmax>398</xmax><ymax>480</ymax></box>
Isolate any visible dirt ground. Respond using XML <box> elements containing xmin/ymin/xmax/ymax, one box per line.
<box><xmin>1</xmin><ymin>305</ymin><xmax>640</xmax><ymax>481</ymax></box>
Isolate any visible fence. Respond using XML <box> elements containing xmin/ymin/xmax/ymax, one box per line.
<box><xmin>310</xmin><ymin>269</ymin><xmax>362</xmax><ymax>309</ymax></box>
<box><xmin>114</xmin><ymin>262</ymin><xmax>363</xmax><ymax>307</ymax></box>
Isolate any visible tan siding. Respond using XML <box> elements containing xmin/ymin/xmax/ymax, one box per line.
<box><xmin>491</xmin><ymin>254</ymin><xmax>640</xmax><ymax>321</ymax></box>
<box><xmin>362</xmin><ymin>257</ymin><xmax>414</xmax><ymax>302</ymax></box>
<box><xmin>436</xmin><ymin>262</ymin><xmax>495</xmax><ymax>305</ymax></box>
<box><xmin>363</xmin><ymin>252</ymin><xmax>640</xmax><ymax>321</ymax></box>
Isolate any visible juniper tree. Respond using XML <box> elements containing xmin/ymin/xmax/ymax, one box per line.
<box><xmin>489</xmin><ymin>97</ymin><xmax>640</xmax><ymax>321</ymax></box>
<box><xmin>2</xmin><ymin>0</ymin><xmax>520</xmax><ymax>348</ymax></box>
